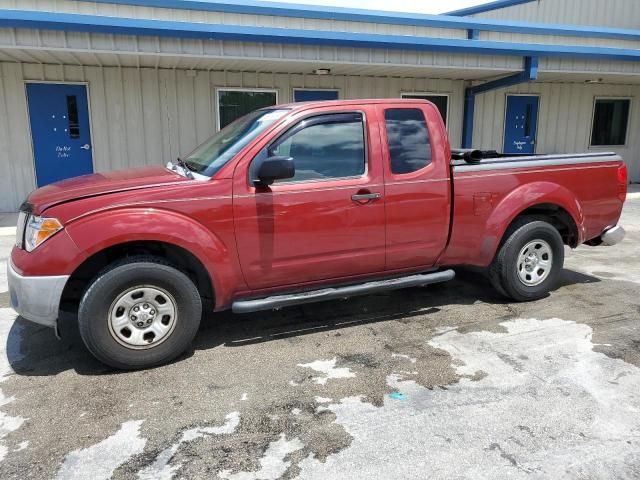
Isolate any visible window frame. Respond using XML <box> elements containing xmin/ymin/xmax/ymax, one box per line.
<box><xmin>252</xmin><ymin>110</ymin><xmax>369</xmax><ymax>186</ymax></box>
<box><xmin>401</xmin><ymin>92</ymin><xmax>450</xmax><ymax>127</ymax></box>
<box><xmin>589</xmin><ymin>96</ymin><xmax>632</xmax><ymax>148</ymax></box>
<box><xmin>292</xmin><ymin>88</ymin><xmax>340</xmax><ymax>102</ymax></box>
<box><xmin>215</xmin><ymin>87</ymin><xmax>279</xmax><ymax>131</ymax></box>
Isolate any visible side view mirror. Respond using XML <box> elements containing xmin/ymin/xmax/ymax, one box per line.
<box><xmin>251</xmin><ymin>155</ymin><xmax>295</xmax><ymax>187</ymax></box>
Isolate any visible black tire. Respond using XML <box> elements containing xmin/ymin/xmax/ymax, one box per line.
<box><xmin>78</xmin><ymin>256</ymin><xmax>202</xmax><ymax>370</ymax></box>
<box><xmin>489</xmin><ymin>217</ymin><xmax>564</xmax><ymax>302</ymax></box>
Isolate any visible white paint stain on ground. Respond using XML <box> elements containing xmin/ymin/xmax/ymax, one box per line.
<box><xmin>0</xmin><ymin>308</ymin><xmax>26</xmax><ymax>462</ymax></box>
<box><xmin>14</xmin><ymin>440</ymin><xmax>28</xmax><ymax>452</ymax></box>
<box><xmin>314</xmin><ymin>397</ymin><xmax>332</xmax><ymax>403</ymax></box>
<box><xmin>241</xmin><ymin>393</ymin><xmax>248</xmax><ymax>401</ymax></box>
<box><xmin>297</xmin><ymin>318</ymin><xmax>640</xmax><ymax>479</ymax></box>
<box><xmin>218</xmin><ymin>433</ymin><xmax>304</xmax><ymax>480</ymax></box>
<box><xmin>0</xmin><ymin>391</ymin><xmax>24</xmax><ymax>462</ymax></box>
<box><xmin>56</xmin><ymin>420</ymin><xmax>146</xmax><ymax>480</ymax></box>
<box><xmin>138</xmin><ymin>412</ymin><xmax>240</xmax><ymax>480</ymax></box>
<box><xmin>391</xmin><ymin>353</ymin><xmax>417</xmax><ymax>363</ymax></box>
<box><xmin>297</xmin><ymin>358</ymin><xmax>355</xmax><ymax>385</ymax></box>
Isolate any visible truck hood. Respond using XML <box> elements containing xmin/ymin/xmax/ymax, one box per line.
<box><xmin>27</xmin><ymin>165</ymin><xmax>189</xmax><ymax>214</ymax></box>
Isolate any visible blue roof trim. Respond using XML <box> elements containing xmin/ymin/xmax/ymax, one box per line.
<box><xmin>1</xmin><ymin>10</ymin><xmax>639</xmax><ymax>62</ymax></box>
<box><xmin>87</xmin><ymin>0</ymin><xmax>640</xmax><ymax>41</ymax></box>
<box><xmin>446</xmin><ymin>0</ymin><xmax>536</xmax><ymax>17</ymax></box>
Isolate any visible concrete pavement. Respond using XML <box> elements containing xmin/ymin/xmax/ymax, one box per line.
<box><xmin>0</xmin><ymin>197</ymin><xmax>638</xmax><ymax>479</ymax></box>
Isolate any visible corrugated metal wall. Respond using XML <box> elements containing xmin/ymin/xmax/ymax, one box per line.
<box><xmin>0</xmin><ymin>61</ymin><xmax>465</xmax><ymax>211</ymax></box>
<box><xmin>0</xmin><ymin>0</ymin><xmax>465</xmax><ymax>39</ymax></box>
<box><xmin>473</xmin><ymin>0</ymin><xmax>640</xmax><ymax>29</ymax></box>
<box><xmin>0</xmin><ymin>26</ymin><xmax>524</xmax><ymax>75</ymax></box>
<box><xmin>2</xmin><ymin>0</ymin><xmax>638</xmax><ymax>54</ymax></box>
<box><xmin>472</xmin><ymin>81</ymin><xmax>640</xmax><ymax>177</ymax></box>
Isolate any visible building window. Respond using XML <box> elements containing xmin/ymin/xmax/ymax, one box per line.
<box><xmin>217</xmin><ymin>89</ymin><xmax>278</xmax><ymax>129</ymax></box>
<box><xmin>590</xmin><ymin>98</ymin><xmax>631</xmax><ymax>146</ymax></box>
<box><xmin>268</xmin><ymin>113</ymin><xmax>365</xmax><ymax>183</ymax></box>
<box><xmin>401</xmin><ymin>93</ymin><xmax>448</xmax><ymax>126</ymax></box>
<box><xmin>293</xmin><ymin>89</ymin><xmax>339</xmax><ymax>102</ymax></box>
<box><xmin>384</xmin><ymin>108</ymin><xmax>432</xmax><ymax>174</ymax></box>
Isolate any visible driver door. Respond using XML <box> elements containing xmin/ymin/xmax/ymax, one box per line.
<box><xmin>232</xmin><ymin>106</ymin><xmax>386</xmax><ymax>290</ymax></box>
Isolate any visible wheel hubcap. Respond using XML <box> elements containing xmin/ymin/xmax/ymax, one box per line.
<box><xmin>517</xmin><ymin>240</ymin><xmax>553</xmax><ymax>287</ymax></box>
<box><xmin>108</xmin><ymin>286</ymin><xmax>177</xmax><ymax>349</ymax></box>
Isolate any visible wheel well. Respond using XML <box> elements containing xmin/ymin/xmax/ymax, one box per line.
<box><xmin>508</xmin><ymin>204</ymin><xmax>579</xmax><ymax>248</ymax></box>
<box><xmin>60</xmin><ymin>241</ymin><xmax>214</xmax><ymax>312</ymax></box>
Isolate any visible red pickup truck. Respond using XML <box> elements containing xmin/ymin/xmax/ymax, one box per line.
<box><xmin>8</xmin><ymin>99</ymin><xmax>627</xmax><ymax>369</ymax></box>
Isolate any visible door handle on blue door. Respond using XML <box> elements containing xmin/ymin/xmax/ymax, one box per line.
<box><xmin>351</xmin><ymin>192</ymin><xmax>382</xmax><ymax>203</ymax></box>
<box><xmin>80</xmin><ymin>144</ymin><xmax>91</xmax><ymax>150</ymax></box>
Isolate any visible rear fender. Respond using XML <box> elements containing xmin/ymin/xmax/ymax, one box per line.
<box><xmin>479</xmin><ymin>182</ymin><xmax>584</xmax><ymax>265</ymax></box>
<box><xmin>65</xmin><ymin>208</ymin><xmax>239</xmax><ymax>308</ymax></box>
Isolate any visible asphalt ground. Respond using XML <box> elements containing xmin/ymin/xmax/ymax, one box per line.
<box><xmin>0</xmin><ymin>194</ymin><xmax>638</xmax><ymax>480</ymax></box>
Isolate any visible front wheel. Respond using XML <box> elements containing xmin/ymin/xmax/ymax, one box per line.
<box><xmin>78</xmin><ymin>256</ymin><xmax>202</xmax><ymax>369</ymax></box>
<box><xmin>489</xmin><ymin>218</ymin><xmax>565</xmax><ymax>302</ymax></box>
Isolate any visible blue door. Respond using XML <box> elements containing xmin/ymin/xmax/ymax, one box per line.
<box><xmin>293</xmin><ymin>89</ymin><xmax>339</xmax><ymax>102</ymax></box>
<box><xmin>503</xmin><ymin>95</ymin><xmax>539</xmax><ymax>154</ymax></box>
<box><xmin>26</xmin><ymin>83</ymin><xmax>94</xmax><ymax>187</ymax></box>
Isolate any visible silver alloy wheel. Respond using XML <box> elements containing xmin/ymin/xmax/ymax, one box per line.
<box><xmin>108</xmin><ymin>285</ymin><xmax>177</xmax><ymax>349</ymax></box>
<box><xmin>517</xmin><ymin>239</ymin><xmax>553</xmax><ymax>287</ymax></box>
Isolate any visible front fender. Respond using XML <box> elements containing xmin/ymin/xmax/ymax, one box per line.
<box><xmin>479</xmin><ymin>182</ymin><xmax>585</xmax><ymax>265</ymax></box>
<box><xmin>64</xmin><ymin>207</ymin><xmax>239</xmax><ymax>309</ymax></box>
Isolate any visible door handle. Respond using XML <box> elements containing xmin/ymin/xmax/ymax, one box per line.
<box><xmin>80</xmin><ymin>144</ymin><xmax>91</xmax><ymax>150</ymax></box>
<box><xmin>351</xmin><ymin>192</ymin><xmax>382</xmax><ymax>203</ymax></box>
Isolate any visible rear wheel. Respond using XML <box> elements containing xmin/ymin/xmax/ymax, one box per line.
<box><xmin>489</xmin><ymin>218</ymin><xmax>564</xmax><ymax>302</ymax></box>
<box><xmin>78</xmin><ymin>256</ymin><xmax>202</xmax><ymax>369</ymax></box>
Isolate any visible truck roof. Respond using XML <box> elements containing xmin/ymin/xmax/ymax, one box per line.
<box><xmin>275</xmin><ymin>98</ymin><xmax>435</xmax><ymax>112</ymax></box>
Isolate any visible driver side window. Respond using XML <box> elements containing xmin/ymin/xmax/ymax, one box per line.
<box><xmin>268</xmin><ymin>113</ymin><xmax>366</xmax><ymax>183</ymax></box>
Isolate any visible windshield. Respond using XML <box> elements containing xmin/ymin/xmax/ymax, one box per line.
<box><xmin>183</xmin><ymin>108</ymin><xmax>289</xmax><ymax>176</ymax></box>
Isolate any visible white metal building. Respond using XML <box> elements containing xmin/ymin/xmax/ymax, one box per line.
<box><xmin>0</xmin><ymin>0</ymin><xmax>638</xmax><ymax>211</ymax></box>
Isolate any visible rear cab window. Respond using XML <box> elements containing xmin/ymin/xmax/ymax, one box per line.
<box><xmin>383</xmin><ymin>108</ymin><xmax>432</xmax><ymax>175</ymax></box>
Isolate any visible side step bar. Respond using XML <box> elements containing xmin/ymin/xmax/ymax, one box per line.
<box><xmin>232</xmin><ymin>269</ymin><xmax>455</xmax><ymax>314</ymax></box>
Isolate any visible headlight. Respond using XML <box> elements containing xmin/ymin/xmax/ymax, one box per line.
<box><xmin>24</xmin><ymin>215</ymin><xmax>63</xmax><ymax>252</ymax></box>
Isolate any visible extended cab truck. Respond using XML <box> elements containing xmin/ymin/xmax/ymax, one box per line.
<box><xmin>8</xmin><ymin>100</ymin><xmax>627</xmax><ymax>369</ymax></box>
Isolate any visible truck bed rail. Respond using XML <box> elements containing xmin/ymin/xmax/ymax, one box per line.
<box><xmin>452</xmin><ymin>152</ymin><xmax>621</xmax><ymax>172</ymax></box>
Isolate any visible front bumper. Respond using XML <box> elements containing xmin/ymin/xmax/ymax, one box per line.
<box><xmin>601</xmin><ymin>225</ymin><xmax>626</xmax><ymax>246</ymax></box>
<box><xmin>7</xmin><ymin>261</ymin><xmax>69</xmax><ymax>328</ymax></box>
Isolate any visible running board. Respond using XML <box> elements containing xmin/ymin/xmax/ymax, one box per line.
<box><xmin>232</xmin><ymin>269</ymin><xmax>455</xmax><ymax>314</ymax></box>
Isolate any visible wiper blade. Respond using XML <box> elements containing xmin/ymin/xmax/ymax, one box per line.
<box><xmin>175</xmin><ymin>157</ymin><xmax>194</xmax><ymax>179</ymax></box>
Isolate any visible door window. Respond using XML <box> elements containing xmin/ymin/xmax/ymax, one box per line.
<box><xmin>66</xmin><ymin>95</ymin><xmax>80</xmax><ymax>138</ymax></box>
<box><xmin>384</xmin><ymin>108</ymin><xmax>432</xmax><ymax>174</ymax></box>
<box><xmin>268</xmin><ymin>113</ymin><xmax>366</xmax><ymax>183</ymax></box>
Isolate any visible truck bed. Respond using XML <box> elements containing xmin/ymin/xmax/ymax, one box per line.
<box><xmin>441</xmin><ymin>151</ymin><xmax>625</xmax><ymax>267</ymax></box>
